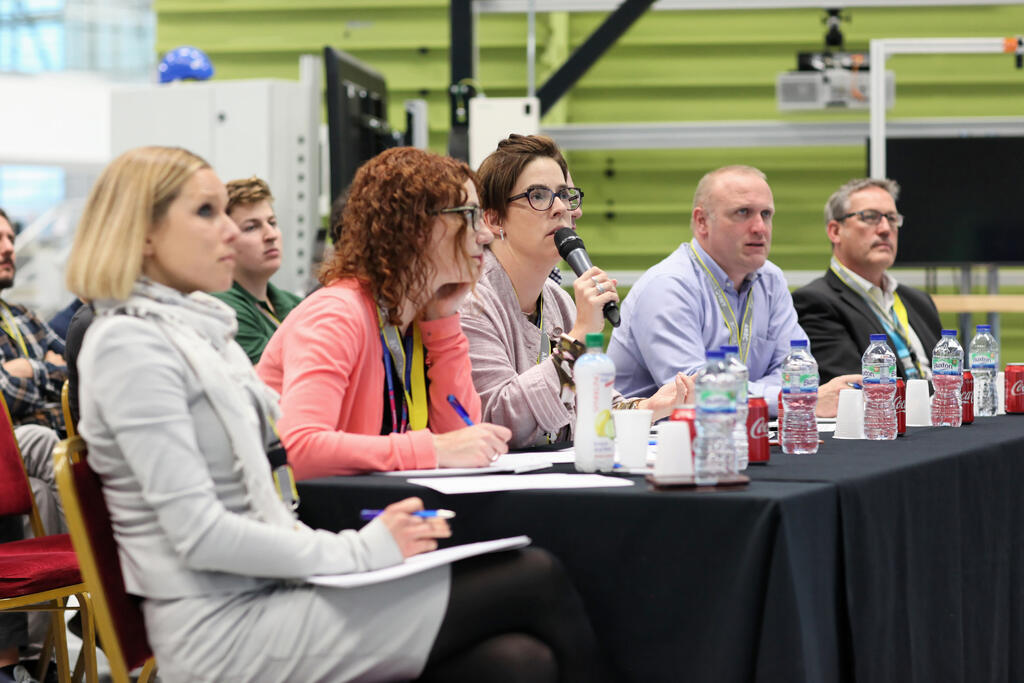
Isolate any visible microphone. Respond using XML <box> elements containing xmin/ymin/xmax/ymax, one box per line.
<box><xmin>554</xmin><ymin>227</ymin><xmax>620</xmax><ymax>327</ymax></box>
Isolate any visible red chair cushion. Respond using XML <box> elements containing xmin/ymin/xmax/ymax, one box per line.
<box><xmin>0</xmin><ymin>533</ymin><xmax>81</xmax><ymax>598</ymax></box>
<box><xmin>0</xmin><ymin>413</ymin><xmax>32</xmax><ymax>517</ymax></box>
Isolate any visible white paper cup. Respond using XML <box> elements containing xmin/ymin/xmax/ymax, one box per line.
<box><xmin>997</xmin><ymin>371</ymin><xmax>1006</xmax><ymax>415</ymax></box>
<box><xmin>905</xmin><ymin>378</ymin><xmax>932</xmax><ymax>426</ymax></box>
<box><xmin>833</xmin><ymin>389</ymin><xmax>865</xmax><ymax>439</ymax></box>
<box><xmin>613</xmin><ymin>409</ymin><xmax>654</xmax><ymax>468</ymax></box>
<box><xmin>653</xmin><ymin>421</ymin><xmax>693</xmax><ymax>476</ymax></box>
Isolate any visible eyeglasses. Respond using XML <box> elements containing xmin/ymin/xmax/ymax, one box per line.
<box><xmin>439</xmin><ymin>205</ymin><xmax>484</xmax><ymax>232</ymax></box>
<box><xmin>838</xmin><ymin>209</ymin><xmax>904</xmax><ymax>229</ymax></box>
<box><xmin>507</xmin><ymin>186</ymin><xmax>584</xmax><ymax>212</ymax></box>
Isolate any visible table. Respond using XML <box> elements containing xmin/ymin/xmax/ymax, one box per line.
<box><xmin>297</xmin><ymin>415</ymin><xmax>1024</xmax><ymax>683</ymax></box>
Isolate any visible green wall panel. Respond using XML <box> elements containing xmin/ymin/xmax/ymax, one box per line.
<box><xmin>154</xmin><ymin>1</ymin><xmax>1024</xmax><ymax>274</ymax></box>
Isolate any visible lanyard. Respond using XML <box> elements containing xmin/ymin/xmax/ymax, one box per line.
<box><xmin>258</xmin><ymin>302</ymin><xmax>282</xmax><ymax>327</ymax></box>
<box><xmin>830</xmin><ymin>263</ymin><xmax>921</xmax><ymax>379</ymax></box>
<box><xmin>0</xmin><ymin>303</ymin><xmax>29</xmax><ymax>358</ymax></box>
<box><xmin>377</xmin><ymin>307</ymin><xmax>428</xmax><ymax>432</ymax></box>
<box><xmin>534</xmin><ymin>297</ymin><xmax>551</xmax><ymax>365</ymax></box>
<box><xmin>686</xmin><ymin>244</ymin><xmax>754</xmax><ymax>364</ymax></box>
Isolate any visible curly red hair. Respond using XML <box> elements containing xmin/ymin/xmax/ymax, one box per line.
<box><xmin>320</xmin><ymin>147</ymin><xmax>478</xmax><ymax>325</ymax></box>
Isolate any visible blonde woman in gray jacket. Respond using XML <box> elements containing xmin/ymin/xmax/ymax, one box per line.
<box><xmin>65</xmin><ymin>146</ymin><xmax>602</xmax><ymax>683</ymax></box>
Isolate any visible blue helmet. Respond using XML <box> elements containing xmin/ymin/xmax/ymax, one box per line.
<box><xmin>158</xmin><ymin>46</ymin><xmax>214</xmax><ymax>84</ymax></box>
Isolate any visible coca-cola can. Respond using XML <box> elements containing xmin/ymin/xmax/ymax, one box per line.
<box><xmin>961</xmin><ymin>370</ymin><xmax>974</xmax><ymax>424</ymax></box>
<box><xmin>669</xmin><ymin>405</ymin><xmax>697</xmax><ymax>459</ymax></box>
<box><xmin>747</xmin><ymin>397</ymin><xmax>770</xmax><ymax>463</ymax></box>
<box><xmin>777</xmin><ymin>392</ymin><xmax>784</xmax><ymax>441</ymax></box>
<box><xmin>895</xmin><ymin>378</ymin><xmax>906</xmax><ymax>435</ymax></box>
<box><xmin>1006</xmin><ymin>363</ymin><xmax>1024</xmax><ymax>413</ymax></box>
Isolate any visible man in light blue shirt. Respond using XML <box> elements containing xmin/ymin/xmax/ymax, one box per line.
<box><xmin>608</xmin><ymin>165</ymin><xmax>855</xmax><ymax>417</ymax></box>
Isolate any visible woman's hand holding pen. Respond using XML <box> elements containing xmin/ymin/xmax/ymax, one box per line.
<box><xmin>378</xmin><ymin>497</ymin><xmax>452</xmax><ymax>558</ymax></box>
<box><xmin>433</xmin><ymin>423</ymin><xmax>512</xmax><ymax>468</ymax></box>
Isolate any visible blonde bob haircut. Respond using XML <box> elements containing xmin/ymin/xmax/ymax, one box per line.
<box><xmin>66</xmin><ymin>146</ymin><xmax>210</xmax><ymax>301</ymax></box>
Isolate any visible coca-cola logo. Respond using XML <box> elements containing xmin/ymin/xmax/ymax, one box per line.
<box><xmin>1011</xmin><ymin>379</ymin><xmax>1024</xmax><ymax>397</ymax></box>
<box><xmin>961</xmin><ymin>391</ymin><xmax>973</xmax><ymax>403</ymax></box>
<box><xmin>748</xmin><ymin>416</ymin><xmax>768</xmax><ymax>439</ymax></box>
<box><xmin>894</xmin><ymin>395</ymin><xmax>906</xmax><ymax>411</ymax></box>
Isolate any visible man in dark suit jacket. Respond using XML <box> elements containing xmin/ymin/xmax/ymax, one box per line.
<box><xmin>793</xmin><ymin>178</ymin><xmax>942</xmax><ymax>383</ymax></box>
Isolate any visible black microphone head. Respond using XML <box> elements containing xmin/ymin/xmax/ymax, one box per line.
<box><xmin>554</xmin><ymin>228</ymin><xmax>585</xmax><ymax>260</ymax></box>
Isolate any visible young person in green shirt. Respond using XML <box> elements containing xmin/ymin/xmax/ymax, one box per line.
<box><xmin>212</xmin><ymin>176</ymin><xmax>302</xmax><ymax>363</ymax></box>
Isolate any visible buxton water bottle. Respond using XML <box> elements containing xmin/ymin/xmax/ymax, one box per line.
<box><xmin>862</xmin><ymin>334</ymin><xmax>897</xmax><ymax>440</ymax></box>
<box><xmin>781</xmin><ymin>340</ymin><xmax>819</xmax><ymax>454</ymax></box>
<box><xmin>694</xmin><ymin>350</ymin><xmax>739</xmax><ymax>485</ymax></box>
<box><xmin>721</xmin><ymin>345</ymin><xmax>749</xmax><ymax>470</ymax></box>
<box><xmin>969</xmin><ymin>324</ymin><xmax>999</xmax><ymax>417</ymax></box>
<box><xmin>931</xmin><ymin>329</ymin><xmax>963</xmax><ymax>427</ymax></box>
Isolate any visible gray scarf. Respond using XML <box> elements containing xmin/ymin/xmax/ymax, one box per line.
<box><xmin>93</xmin><ymin>278</ymin><xmax>296</xmax><ymax>529</ymax></box>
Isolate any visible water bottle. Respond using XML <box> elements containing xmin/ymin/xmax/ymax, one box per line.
<box><xmin>721</xmin><ymin>344</ymin><xmax>749</xmax><ymax>470</ymax></box>
<box><xmin>862</xmin><ymin>334</ymin><xmax>897</xmax><ymax>440</ymax></box>
<box><xmin>693</xmin><ymin>350</ymin><xmax>738</xmax><ymax>485</ymax></box>
<box><xmin>969</xmin><ymin>324</ymin><xmax>999</xmax><ymax>417</ymax></box>
<box><xmin>574</xmin><ymin>332</ymin><xmax>616</xmax><ymax>473</ymax></box>
<box><xmin>781</xmin><ymin>340</ymin><xmax>819</xmax><ymax>454</ymax></box>
<box><xmin>931</xmin><ymin>329</ymin><xmax>963</xmax><ymax>427</ymax></box>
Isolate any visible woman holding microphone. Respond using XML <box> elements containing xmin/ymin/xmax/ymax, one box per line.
<box><xmin>460</xmin><ymin>134</ymin><xmax>690</xmax><ymax>448</ymax></box>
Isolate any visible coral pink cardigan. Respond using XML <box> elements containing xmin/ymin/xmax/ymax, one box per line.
<box><xmin>257</xmin><ymin>279</ymin><xmax>482</xmax><ymax>479</ymax></box>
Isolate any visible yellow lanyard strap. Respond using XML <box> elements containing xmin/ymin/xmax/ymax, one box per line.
<box><xmin>378</xmin><ymin>309</ymin><xmax>429</xmax><ymax>431</ymax></box>
<box><xmin>686</xmin><ymin>244</ymin><xmax>754</xmax><ymax>364</ymax></box>
<box><xmin>0</xmin><ymin>303</ymin><xmax>29</xmax><ymax>358</ymax></box>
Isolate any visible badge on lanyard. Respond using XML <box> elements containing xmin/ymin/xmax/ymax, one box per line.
<box><xmin>377</xmin><ymin>307</ymin><xmax>428</xmax><ymax>432</ymax></box>
<box><xmin>686</xmin><ymin>244</ymin><xmax>754</xmax><ymax>364</ymax></box>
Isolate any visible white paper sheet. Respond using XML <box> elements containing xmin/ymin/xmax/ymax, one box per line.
<box><xmin>408</xmin><ymin>473</ymin><xmax>635</xmax><ymax>495</ymax></box>
<box><xmin>374</xmin><ymin>451</ymin><xmax>574</xmax><ymax>477</ymax></box>
<box><xmin>308</xmin><ymin>536</ymin><xmax>531</xmax><ymax>589</ymax></box>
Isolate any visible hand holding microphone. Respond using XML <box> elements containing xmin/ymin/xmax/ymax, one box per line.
<box><xmin>554</xmin><ymin>227</ymin><xmax>621</xmax><ymax>328</ymax></box>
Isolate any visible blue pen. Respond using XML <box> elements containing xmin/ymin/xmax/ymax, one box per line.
<box><xmin>360</xmin><ymin>509</ymin><xmax>456</xmax><ymax>521</ymax></box>
<box><xmin>847</xmin><ymin>382</ymin><xmax>863</xmax><ymax>390</ymax></box>
<box><xmin>447</xmin><ymin>394</ymin><xmax>475</xmax><ymax>426</ymax></box>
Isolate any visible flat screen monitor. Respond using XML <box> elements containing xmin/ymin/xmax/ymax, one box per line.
<box><xmin>875</xmin><ymin>136</ymin><xmax>1024</xmax><ymax>265</ymax></box>
<box><xmin>323</xmin><ymin>46</ymin><xmax>399</xmax><ymax>204</ymax></box>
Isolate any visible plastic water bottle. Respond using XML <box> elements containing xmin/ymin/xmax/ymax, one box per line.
<box><xmin>931</xmin><ymin>329</ymin><xmax>964</xmax><ymax>427</ymax></box>
<box><xmin>694</xmin><ymin>350</ymin><xmax>738</xmax><ymax>484</ymax></box>
<box><xmin>781</xmin><ymin>340</ymin><xmax>819</xmax><ymax>454</ymax></box>
<box><xmin>721</xmin><ymin>345</ymin><xmax>749</xmax><ymax>470</ymax></box>
<box><xmin>574</xmin><ymin>332</ymin><xmax>616</xmax><ymax>473</ymax></box>
<box><xmin>862</xmin><ymin>334</ymin><xmax>897</xmax><ymax>440</ymax></box>
<box><xmin>969</xmin><ymin>324</ymin><xmax>999</xmax><ymax>417</ymax></box>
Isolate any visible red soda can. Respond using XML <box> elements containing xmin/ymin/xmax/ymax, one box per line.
<box><xmin>669</xmin><ymin>405</ymin><xmax>697</xmax><ymax>460</ymax></box>
<box><xmin>747</xmin><ymin>397</ymin><xmax>770</xmax><ymax>463</ymax></box>
<box><xmin>1006</xmin><ymin>363</ymin><xmax>1024</xmax><ymax>413</ymax></box>
<box><xmin>961</xmin><ymin>370</ymin><xmax>974</xmax><ymax>424</ymax></box>
<box><xmin>895</xmin><ymin>379</ymin><xmax>906</xmax><ymax>435</ymax></box>
<box><xmin>777</xmin><ymin>392</ymin><xmax>784</xmax><ymax>442</ymax></box>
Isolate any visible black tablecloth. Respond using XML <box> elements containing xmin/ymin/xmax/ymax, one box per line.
<box><xmin>296</xmin><ymin>415</ymin><xmax>1024</xmax><ymax>683</ymax></box>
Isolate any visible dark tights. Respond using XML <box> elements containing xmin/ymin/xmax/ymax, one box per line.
<box><xmin>418</xmin><ymin>548</ymin><xmax>604</xmax><ymax>683</ymax></box>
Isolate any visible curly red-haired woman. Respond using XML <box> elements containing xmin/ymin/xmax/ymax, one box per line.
<box><xmin>257</xmin><ymin>147</ymin><xmax>511</xmax><ymax>477</ymax></box>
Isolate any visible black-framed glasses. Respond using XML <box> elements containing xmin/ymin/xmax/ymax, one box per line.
<box><xmin>508</xmin><ymin>186</ymin><xmax>584</xmax><ymax>212</ymax></box>
<box><xmin>439</xmin><ymin>205</ymin><xmax>484</xmax><ymax>232</ymax></box>
<box><xmin>839</xmin><ymin>209</ymin><xmax>904</xmax><ymax>229</ymax></box>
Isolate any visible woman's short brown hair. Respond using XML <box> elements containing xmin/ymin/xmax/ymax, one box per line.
<box><xmin>225</xmin><ymin>176</ymin><xmax>273</xmax><ymax>215</ymax></box>
<box><xmin>476</xmin><ymin>134</ymin><xmax>568</xmax><ymax>224</ymax></box>
<box><xmin>320</xmin><ymin>147</ymin><xmax>477</xmax><ymax>325</ymax></box>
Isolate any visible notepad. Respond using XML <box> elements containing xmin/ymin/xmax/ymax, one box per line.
<box><xmin>308</xmin><ymin>536</ymin><xmax>531</xmax><ymax>589</ymax></box>
<box><xmin>408</xmin><ymin>473</ymin><xmax>635</xmax><ymax>495</ymax></box>
<box><xmin>374</xmin><ymin>452</ymin><xmax>575</xmax><ymax>477</ymax></box>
